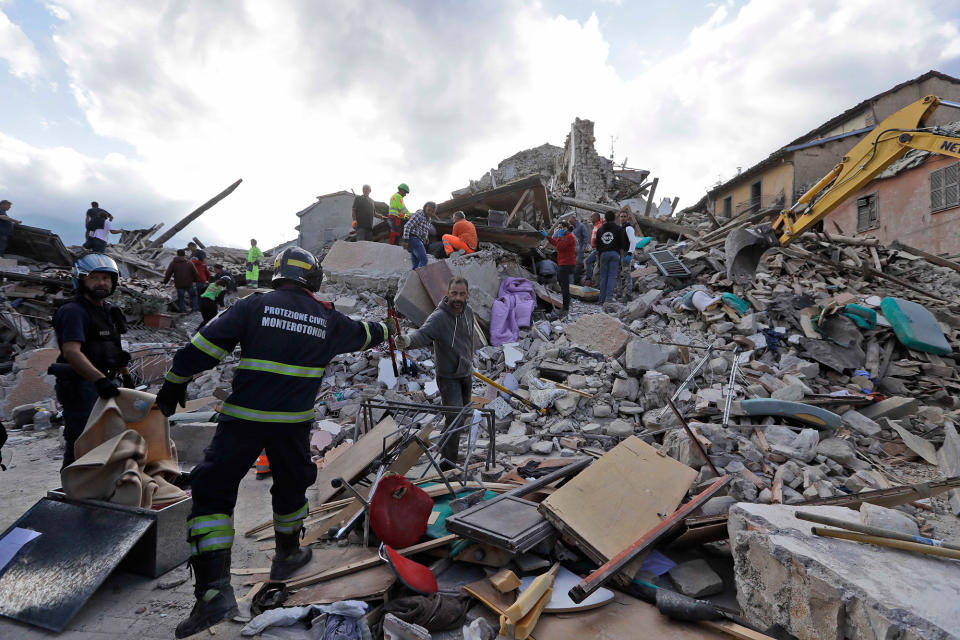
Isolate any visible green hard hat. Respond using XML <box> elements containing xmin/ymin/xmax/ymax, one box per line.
<box><xmin>398</xmin><ymin>183</ymin><xmax>410</xmax><ymax>193</ymax></box>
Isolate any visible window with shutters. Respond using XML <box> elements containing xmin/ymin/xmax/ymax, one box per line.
<box><xmin>931</xmin><ymin>162</ymin><xmax>960</xmax><ymax>212</ymax></box>
<box><xmin>856</xmin><ymin>194</ymin><xmax>878</xmax><ymax>233</ymax></box>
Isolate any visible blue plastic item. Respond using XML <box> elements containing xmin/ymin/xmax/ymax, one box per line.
<box><xmin>635</xmin><ymin>237</ymin><xmax>652</xmax><ymax>250</ymax></box>
<box><xmin>721</xmin><ymin>293</ymin><xmax>750</xmax><ymax>314</ymax></box>
<box><xmin>842</xmin><ymin>304</ymin><xmax>877</xmax><ymax>329</ymax></box>
<box><xmin>880</xmin><ymin>297</ymin><xmax>951</xmax><ymax>355</ymax></box>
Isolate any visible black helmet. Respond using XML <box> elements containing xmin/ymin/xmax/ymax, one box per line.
<box><xmin>72</xmin><ymin>253</ymin><xmax>120</xmax><ymax>297</ymax></box>
<box><xmin>271</xmin><ymin>247</ymin><xmax>323</xmax><ymax>292</ymax></box>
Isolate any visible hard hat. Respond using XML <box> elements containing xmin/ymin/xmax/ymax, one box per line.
<box><xmin>271</xmin><ymin>247</ymin><xmax>323</xmax><ymax>292</ymax></box>
<box><xmin>72</xmin><ymin>253</ymin><xmax>120</xmax><ymax>294</ymax></box>
<box><xmin>397</xmin><ymin>183</ymin><xmax>410</xmax><ymax>193</ymax></box>
<box><xmin>217</xmin><ymin>276</ymin><xmax>231</xmax><ymax>287</ymax></box>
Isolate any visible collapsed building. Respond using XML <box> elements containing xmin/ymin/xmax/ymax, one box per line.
<box><xmin>1</xmin><ymin>107</ymin><xmax>960</xmax><ymax>640</ymax></box>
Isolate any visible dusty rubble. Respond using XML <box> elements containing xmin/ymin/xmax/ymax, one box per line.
<box><xmin>3</xmin><ymin>123</ymin><xmax>960</xmax><ymax>640</ymax></box>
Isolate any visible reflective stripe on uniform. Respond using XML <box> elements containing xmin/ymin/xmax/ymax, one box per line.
<box><xmin>220</xmin><ymin>402</ymin><xmax>314</xmax><ymax>423</ymax></box>
<box><xmin>237</xmin><ymin>358</ymin><xmax>325</xmax><ymax>378</ymax></box>
<box><xmin>361</xmin><ymin>322</ymin><xmax>372</xmax><ymax>349</ymax></box>
<box><xmin>274</xmin><ymin>502</ymin><xmax>309</xmax><ymax>534</ymax></box>
<box><xmin>191</xmin><ymin>333</ymin><xmax>229</xmax><ymax>361</ymax></box>
<box><xmin>164</xmin><ymin>370</ymin><xmax>191</xmax><ymax>384</ymax></box>
<box><xmin>286</xmin><ymin>258</ymin><xmax>312</xmax><ymax>270</ymax></box>
<box><xmin>187</xmin><ymin>514</ymin><xmax>234</xmax><ymax>555</ymax></box>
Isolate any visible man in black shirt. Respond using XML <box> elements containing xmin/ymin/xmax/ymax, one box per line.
<box><xmin>0</xmin><ymin>200</ymin><xmax>22</xmax><ymax>257</ymax></box>
<box><xmin>595</xmin><ymin>210</ymin><xmax>626</xmax><ymax>304</ymax></box>
<box><xmin>52</xmin><ymin>254</ymin><xmax>133</xmax><ymax>467</ymax></box>
<box><xmin>352</xmin><ymin>184</ymin><xmax>376</xmax><ymax>241</ymax></box>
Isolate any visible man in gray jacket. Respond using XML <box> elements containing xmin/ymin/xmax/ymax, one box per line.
<box><xmin>395</xmin><ymin>276</ymin><xmax>476</xmax><ymax>467</ymax></box>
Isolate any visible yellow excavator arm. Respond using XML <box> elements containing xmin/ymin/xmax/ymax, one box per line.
<box><xmin>727</xmin><ymin>95</ymin><xmax>960</xmax><ymax>283</ymax></box>
<box><xmin>773</xmin><ymin>94</ymin><xmax>960</xmax><ymax>244</ymax></box>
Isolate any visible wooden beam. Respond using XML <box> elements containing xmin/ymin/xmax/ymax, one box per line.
<box><xmin>669</xmin><ymin>196</ymin><xmax>680</xmax><ymax>214</ymax></box>
<box><xmin>554</xmin><ymin>195</ymin><xmax>699</xmax><ymax>240</ymax></box>
<box><xmin>151</xmin><ymin>178</ymin><xmax>242</xmax><ymax>247</ymax></box>
<box><xmin>890</xmin><ymin>240</ymin><xmax>960</xmax><ymax>273</ymax></box>
<box><xmin>504</xmin><ymin>189</ymin><xmax>533</xmax><ymax>228</ymax></box>
<box><xmin>642</xmin><ymin>177</ymin><xmax>659</xmax><ymax>217</ymax></box>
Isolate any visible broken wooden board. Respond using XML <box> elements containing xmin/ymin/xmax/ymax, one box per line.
<box><xmin>417</xmin><ymin>261</ymin><xmax>454</xmax><ymax>307</ymax></box>
<box><xmin>464</xmin><ymin>579</ymin><xmax>726</xmax><ymax>640</ymax></box>
<box><xmin>538</xmin><ymin>436</ymin><xmax>696</xmax><ymax>575</ymax></box>
<box><xmin>569</xmin><ymin>284</ymin><xmax>599</xmax><ymax>301</ymax></box>
<box><xmin>284</xmin><ymin>549</ymin><xmax>395</xmax><ymax>605</ymax></box>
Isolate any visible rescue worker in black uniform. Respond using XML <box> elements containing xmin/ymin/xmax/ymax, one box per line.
<box><xmin>52</xmin><ymin>253</ymin><xmax>132</xmax><ymax>467</ymax></box>
<box><xmin>156</xmin><ymin>247</ymin><xmax>394</xmax><ymax>638</ymax></box>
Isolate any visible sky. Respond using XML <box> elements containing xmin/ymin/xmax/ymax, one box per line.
<box><xmin>2</xmin><ymin>0</ymin><xmax>960</xmax><ymax>249</ymax></box>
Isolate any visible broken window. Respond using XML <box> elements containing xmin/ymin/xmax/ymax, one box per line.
<box><xmin>722</xmin><ymin>196</ymin><xmax>732</xmax><ymax>218</ymax></box>
<box><xmin>856</xmin><ymin>193</ymin><xmax>878</xmax><ymax>233</ymax></box>
<box><xmin>931</xmin><ymin>162</ymin><xmax>960</xmax><ymax>212</ymax></box>
<box><xmin>749</xmin><ymin>181</ymin><xmax>762</xmax><ymax>213</ymax></box>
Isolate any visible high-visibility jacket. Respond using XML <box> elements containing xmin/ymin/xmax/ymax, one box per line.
<box><xmin>165</xmin><ymin>287</ymin><xmax>388</xmax><ymax>424</ymax></box>
<box><xmin>389</xmin><ymin>192</ymin><xmax>410</xmax><ymax>220</ymax></box>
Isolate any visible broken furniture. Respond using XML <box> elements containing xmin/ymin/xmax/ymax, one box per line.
<box><xmin>0</xmin><ymin>492</ymin><xmax>191</xmax><ymax>631</ymax></box>
<box><xmin>445</xmin><ymin>457</ymin><xmax>590</xmax><ymax>553</ymax></box>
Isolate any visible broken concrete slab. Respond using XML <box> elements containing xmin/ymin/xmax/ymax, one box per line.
<box><xmin>939</xmin><ymin>421</ymin><xmax>960</xmax><ymax>516</ymax></box>
<box><xmin>170</xmin><ymin>422</ymin><xmax>218</xmax><ymax>463</ymax></box>
<box><xmin>859</xmin><ymin>503</ymin><xmax>919</xmax><ymax>537</ymax></box>
<box><xmin>885</xmin><ymin>419</ymin><xmax>938</xmax><ymax>465</ymax></box>
<box><xmin>611</xmin><ymin>376</ymin><xmax>639</xmax><ymax>401</ymax></box>
<box><xmin>321</xmin><ymin>240</ymin><xmax>413</xmax><ymax>291</ymax></box>
<box><xmin>563</xmin><ymin>313</ymin><xmax>629</xmax><ymax>357</ymax></box>
<box><xmin>621</xmin><ymin>289</ymin><xmax>663</xmax><ymax>322</ymax></box>
<box><xmin>2</xmin><ymin>348</ymin><xmax>59</xmax><ymax>419</ymax></box>
<box><xmin>668</xmin><ymin>559</ymin><xmax>723</xmax><ymax>598</ymax></box>
<box><xmin>395</xmin><ymin>270</ymin><xmax>435</xmax><ymax>326</ymax></box>
<box><xmin>729</xmin><ymin>503</ymin><xmax>960</xmax><ymax>640</ymax></box>
<box><xmin>840</xmin><ymin>410</ymin><xmax>882</xmax><ymax>438</ymax></box>
<box><xmin>859</xmin><ymin>396</ymin><xmax>918</xmax><ymax>421</ymax></box>
<box><xmin>624</xmin><ymin>340</ymin><xmax>668</xmax><ymax>375</ymax></box>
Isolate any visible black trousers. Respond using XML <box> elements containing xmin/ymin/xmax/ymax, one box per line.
<box><xmin>189</xmin><ymin>419</ymin><xmax>317</xmax><ymax>520</ymax></box>
<box><xmin>55</xmin><ymin>378</ymin><xmax>99</xmax><ymax>468</ymax></box>
<box><xmin>558</xmin><ymin>264</ymin><xmax>573</xmax><ymax>311</ymax></box>
<box><xmin>437</xmin><ymin>376</ymin><xmax>472</xmax><ymax>468</ymax></box>
<box><xmin>198</xmin><ymin>297</ymin><xmax>218</xmax><ymax>330</ymax></box>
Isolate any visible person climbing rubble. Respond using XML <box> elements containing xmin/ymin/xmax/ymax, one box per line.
<box><xmin>394</xmin><ymin>276</ymin><xmax>477</xmax><ymax>468</ymax></box>
<box><xmin>155</xmin><ymin>246</ymin><xmax>395</xmax><ymax>638</ymax></box>
<box><xmin>163</xmin><ymin>249</ymin><xmax>201</xmax><ymax>313</ymax></box>
<box><xmin>403</xmin><ymin>201</ymin><xmax>434</xmax><ymax>270</ymax></box>
<box><xmin>386</xmin><ymin>183</ymin><xmax>411</xmax><ymax>245</ymax></box>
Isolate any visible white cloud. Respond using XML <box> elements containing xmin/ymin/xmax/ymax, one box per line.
<box><xmin>0</xmin><ymin>8</ymin><xmax>42</xmax><ymax>78</ymax></box>
<box><xmin>6</xmin><ymin>0</ymin><xmax>959</xmax><ymax>248</ymax></box>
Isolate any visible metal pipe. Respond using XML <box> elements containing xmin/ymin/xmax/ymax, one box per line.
<box><xmin>722</xmin><ymin>349</ymin><xmax>740</xmax><ymax>429</ymax></box>
<box><xmin>656</xmin><ymin>347</ymin><xmax>713</xmax><ymax>420</ymax></box>
<box><xmin>796</xmin><ymin>511</ymin><xmax>960</xmax><ymax>552</ymax></box>
<box><xmin>811</xmin><ymin>527</ymin><xmax>960</xmax><ymax>561</ymax></box>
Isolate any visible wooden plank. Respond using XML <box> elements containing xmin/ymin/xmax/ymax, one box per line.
<box><xmin>569</xmin><ymin>475</ymin><xmax>732</xmax><ymax>603</ymax></box>
<box><xmin>491</xmin><ymin>568</ymin><xmax>522</xmax><ymax>593</ymax></box>
<box><xmin>503</xmin><ymin>564</ymin><xmax>558</xmax><ymax>623</ymax></box>
<box><xmin>416</xmin><ymin>261</ymin><xmax>454</xmax><ymax>307</ymax></box>
<box><xmin>504</xmin><ymin>189</ymin><xmax>533</xmax><ymax>228</ymax></box>
<box><xmin>891</xmin><ymin>240</ymin><xmax>960</xmax><ymax>273</ymax></box>
<box><xmin>504</xmin><ymin>587</ymin><xmax>552</xmax><ymax>640</ymax></box>
<box><xmin>700</xmin><ymin>620</ymin><xmax>777</xmax><ymax>640</ymax></box>
<box><xmin>539</xmin><ymin>437</ymin><xmax>697</xmax><ymax>574</ymax></box>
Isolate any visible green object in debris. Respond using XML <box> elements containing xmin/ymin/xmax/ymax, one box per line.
<box><xmin>424</xmin><ymin>485</ymin><xmax>499</xmax><ymax>539</ymax></box>
<box><xmin>721</xmin><ymin>293</ymin><xmax>750</xmax><ymax>314</ymax></box>
<box><xmin>842</xmin><ymin>303</ymin><xmax>877</xmax><ymax>329</ymax></box>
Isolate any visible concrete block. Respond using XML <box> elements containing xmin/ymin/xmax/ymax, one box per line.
<box><xmin>170</xmin><ymin>421</ymin><xmax>218</xmax><ymax>463</ymax></box>
<box><xmin>668</xmin><ymin>559</ymin><xmax>723</xmax><ymax>598</ymax></box>
<box><xmin>611</xmin><ymin>376</ymin><xmax>639</xmax><ymax>401</ymax></box>
<box><xmin>495</xmin><ymin>434</ymin><xmax>532</xmax><ymax>454</ymax></box>
<box><xmin>771</xmin><ymin>382</ymin><xmax>804</xmax><ymax>402</ymax></box>
<box><xmin>604</xmin><ymin>419</ymin><xmax>634</xmax><ymax>437</ymax></box>
<box><xmin>621</xmin><ymin>288</ymin><xmax>663</xmax><ymax>322</ymax></box>
<box><xmin>564</xmin><ymin>313</ymin><xmax>629</xmax><ymax>357</ymax></box>
<box><xmin>2</xmin><ymin>348</ymin><xmax>59</xmax><ymax>420</ymax></box>
<box><xmin>624</xmin><ymin>340</ymin><xmax>668</xmax><ymax>375</ymax></box>
<box><xmin>729</xmin><ymin>503</ymin><xmax>960</xmax><ymax>640</ymax></box>
<box><xmin>815</xmin><ymin>438</ymin><xmax>856</xmax><ymax>467</ymax></box>
<box><xmin>321</xmin><ymin>240</ymin><xmax>411</xmax><ymax>291</ymax></box>
<box><xmin>841</xmin><ymin>410</ymin><xmax>882</xmax><ymax>437</ymax></box>
<box><xmin>395</xmin><ymin>270</ymin><xmax>435</xmax><ymax>327</ymax></box>
<box><xmin>859</xmin><ymin>396</ymin><xmax>919</xmax><ymax>421</ymax></box>
<box><xmin>859</xmin><ymin>503</ymin><xmax>919</xmax><ymax>537</ymax></box>
<box><xmin>333</xmin><ymin>296</ymin><xmax>359</xmax><ymax>314</ymax></box>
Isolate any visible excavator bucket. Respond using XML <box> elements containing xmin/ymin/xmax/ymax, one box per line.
<box><xmin>724</xmin><ymin>225</ymin><xmax>779</xmax><ymax>284</ymax></box>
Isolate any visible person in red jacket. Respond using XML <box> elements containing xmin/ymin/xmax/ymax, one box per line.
<box><xmin>543</xmin><ymin>220</ymin><xmax>576</xmax><ymax>315</ymax></box>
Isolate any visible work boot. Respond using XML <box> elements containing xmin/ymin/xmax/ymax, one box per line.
<box><xmin>175</xmin><ymin>550</ymin><xmax>238</xmax><ymax>639</ymax></box>
<box><xmin>270</xmin><ymin>530</ymin><xmax>312</xmax><ymax>580</ymax></box>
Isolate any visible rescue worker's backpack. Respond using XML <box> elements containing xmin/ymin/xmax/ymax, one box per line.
<box><xmin>85</xmin><ymin>209</ymin><xmax>108</xmax><ymax>232</ymax></box>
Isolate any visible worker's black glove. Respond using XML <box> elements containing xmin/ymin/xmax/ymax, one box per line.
<box><xmin>94</xmin><ymin>377</ymin><xmax>121</xmax><ymax>400</ymax></box>
<box><xmin>121</xmin><ymin>373</ymin><xmax>136</xmax><ymax>389</ymax></box>
<box><xmin>156</xmin><ymin>380</ymin><xmax>188</xmax><ymax>417</ymax></box>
